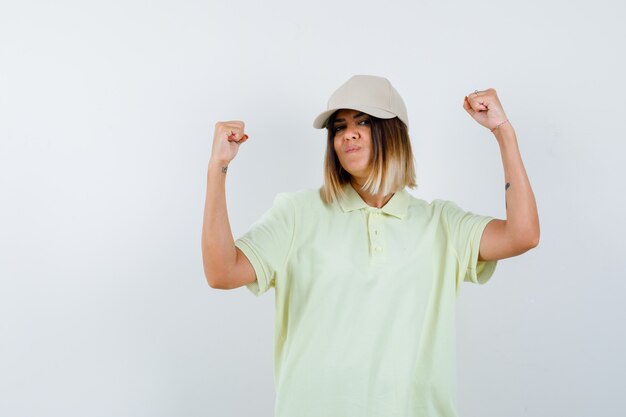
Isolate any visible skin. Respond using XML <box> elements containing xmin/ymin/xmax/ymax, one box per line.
<box><xmin>202</xmin><ymin>121</ymin><xmax>250</xmax><ymax>289</ymax></box>
<box><xmin>332</xmin><ymin>88</ymin><xmax>540</xmax><ymax>263</ymax></box>
<box><xmin>332</xmin><ymin>108</ymin><xmax>394</xmax><ymax>208</ymax></box>
<box><xmin>463</xmin><ymin>88</ymin><xmax>540</xmax><ymax>261</ymax></box>
<box><xmin>202</xmin><ymin>87</ymin><xmax>540</xmax><ymax>291</ymax></box>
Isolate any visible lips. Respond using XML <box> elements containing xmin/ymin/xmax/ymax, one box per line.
<box><xmin>345</xmin><ymin>147</ymin><xmax>360</xmax><ymax>153</ymax></box>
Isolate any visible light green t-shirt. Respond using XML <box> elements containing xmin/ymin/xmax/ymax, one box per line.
<box><xmin>234</xmin><ymin>182</ymin><xmax>498</xmax><ymax>417</ymax></box>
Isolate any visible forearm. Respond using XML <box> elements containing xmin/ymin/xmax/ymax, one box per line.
<box><xmin>493</xmin><ymin>122</ymin><xmax>540</xmax><ymax>247</ymax></box>
<box><xmin>201</xmin><ymin>160</ymin><xmax>237</xmax><ymax>286</ymax></box>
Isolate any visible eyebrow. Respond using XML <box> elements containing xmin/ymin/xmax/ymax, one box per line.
<box><xmin>333</xmin><ymin>112</ymin><xmax>367</xmax><ymax>124</ymax></box>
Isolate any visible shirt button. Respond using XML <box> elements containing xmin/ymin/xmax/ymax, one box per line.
<box><xmin>375</xmin><ymin>247</ymin><xmax>382</xmax><ymax>252</ymax></box>
<box><xmin>374</xmin><ymin>230</ymin><xmax>378</xmax><ymax>235</ymax></box>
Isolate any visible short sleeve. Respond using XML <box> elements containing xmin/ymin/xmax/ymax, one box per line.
<box><xmin>234</xmin><ymin>192</ymin><xmax>296</xmax><ymax>297</ymax></box>
<box><xmin>439</xmin><ymin>200</ymin><xmax>498</xmax><ymax>289</ymax></box>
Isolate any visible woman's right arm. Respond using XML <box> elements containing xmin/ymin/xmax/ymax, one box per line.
<box><xmin>201</xmin><ymin>121</ymin><xmax>257</xmax><ymax>289</ymax></box>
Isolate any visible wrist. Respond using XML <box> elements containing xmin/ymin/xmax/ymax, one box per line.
<box><xmin>492</xmin><ymin>120</ymin><xmax>515</xmax><ymax>139</ymax></box>
<box><xmin>208</xmin><ymin>159</ymin><xmax>230</xmax><ymax>173</ymax></box>
<box><xmin>490</xmin><ymin>119</ymin><xmax>510</xmax><ymax>133</ymax></box>
<box><xmin>209</xmin><ymin>158</ymin><xmax>230</xmax><ymax>167</ymax></box>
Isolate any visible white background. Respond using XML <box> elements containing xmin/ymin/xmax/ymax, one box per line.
<box><xmin>1</xmin><ymin>0</ymin><xmax>625</xmax><ymax>416</ymax></box>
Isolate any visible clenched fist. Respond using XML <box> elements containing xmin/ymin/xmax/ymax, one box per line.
<box><xmin>462</xmin><ymin>88</ymin><xmax>509</xmax><ymax>133</ymax></box>
<box><xmin>210</xmin><ymin>121</ymin><xmax>250</xmax><ymax>165</ymax></box>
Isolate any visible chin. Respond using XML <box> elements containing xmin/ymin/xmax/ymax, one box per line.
<box><xmin>346</xmin><ymin>169</ymin><xmax>368</xmax><ymax>179</ymax></box>
<box><xmin>341</xmin><ymin>158</ymin><xmax>371</xmax><ymax>175</ymax></box>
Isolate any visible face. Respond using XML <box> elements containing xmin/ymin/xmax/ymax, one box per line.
<box><xmin>332</xmin><ymin>109</ymin><xmax>373</xmax><ymax>181</ymax></box>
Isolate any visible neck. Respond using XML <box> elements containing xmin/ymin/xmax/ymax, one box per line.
<box><xmin>350</xmin><ymin>177</ymin><xmax>394</xmax><ymax>208</ymax></box>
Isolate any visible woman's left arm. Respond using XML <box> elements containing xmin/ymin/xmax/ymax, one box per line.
<box><xmin>463</xmin><ymin>88</ymin><xmax>540</xmax><ymax>261</ymax></box>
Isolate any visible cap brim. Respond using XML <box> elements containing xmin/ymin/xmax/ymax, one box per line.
<box><xmin>312</xmin><ymin>105</ymin><xmax>398</xmax><ymax>129</ymax></box>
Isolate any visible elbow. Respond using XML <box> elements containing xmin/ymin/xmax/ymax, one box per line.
<box><xmin>510</xmin><ymin>222</ymin><xmax>540</xmax><ymax>252</ymax></box>
<box><xmin>203</xmin><ymin>261</ymin><xmax>230</xmax><ymax>289</ymax></box>
<box><xmin>201</xmin><ymin>241</ymin><xmax>238</xmax><ymax>290</ymax></box>
<box><xmin>518</xmin><ymin>232</ymin><xmax>540</xmax><ymax>253</ymax></box>
<box><xmin>205</xmin><ymin>275</ymin><xmax>222</xmax><ymax>289</ymax></box>
<box><xmin>202</xmin><ymin>261</ymin><xmax>227</xmax><ymax>289</ymax></box>
<box><xmin>202</xmin><ymin>247</ymin><xmax>225</xmax><ymax>289</ymax></box>
<box><xmin>527</xmin><ymin>225</ymin><xmax>541</xmax><ymax>249</ymax></box>
<box><xmin>203</xmin><ymin>260</ymin><xmax>234</xmax><ymax>290</ymax></box>
<box><xmin>208</xmin><ymin>276</ymin><xmax>239</xmax><ymax>290</ymax></box>
<box><xmin>529</xmin><ymin>234</ymin><xmax>540</xmax><ymax>249</ymax></box>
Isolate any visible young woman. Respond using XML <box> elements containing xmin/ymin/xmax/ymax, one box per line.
<box><xmin>202</xmin><ymin>75</ymin><xmax>539</xmax><ymax>417</ymax></box>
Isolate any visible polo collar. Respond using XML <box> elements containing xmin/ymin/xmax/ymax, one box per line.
<box><xmin>337</xmin><ymin>182</ymin><xmax>409</xmax><ymax>219</ymax></box>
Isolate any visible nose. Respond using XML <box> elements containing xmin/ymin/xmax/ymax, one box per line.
<box><xmin>343</xmin><ymin>124</ymin><xmax>360</xmax><ymax>140</ymax></box>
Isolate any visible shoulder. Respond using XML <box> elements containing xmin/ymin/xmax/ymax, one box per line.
<box><xmin>418</xmin><ymin>196</ymin><xmax>464</xmax><ymax>213</ymax></box>
<box><xmin>431</xmin><ymin>198</ymin><xmax>461</xmax><ymax>212</ymax></box>
<box><xmin>428</xmin><ymin>199</ymin><xmax>470</xmax><ymax>223</ymax></box>
<box><xmin>271</xmin><ymin>187</ymin><xmax>326</xmax><ymax>215</ymax></box>
<box><xmin>275</xmin><ymin>188</ymin><xmax>318</xmax><ymax>204</ymax></box>
<box><xmin>404</xmin><ymin>190</ymin><xmax>449</xmax><ymax>215</ymax></box>
<box><xmin>403</xmin><ymin>192</ymin><xmax>470</xmax><ymax>226</ymax></box>
<box><xmin>281</xmin><ymin>186</ymin><xmax>336</xmax><ymax>209</ymax></box>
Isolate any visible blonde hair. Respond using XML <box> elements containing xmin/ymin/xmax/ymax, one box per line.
<box><xmin>320</xmin><ymin>110</ymin><xmax>417</xmax><ymax>204</ymax></box>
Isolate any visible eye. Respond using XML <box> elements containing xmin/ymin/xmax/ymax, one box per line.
<box><xmin>359</xmin><ymin>119</ymin><xmax>370</xmax><ymax>125</ymax></box>
<box><xmin>333</xmin><ymin>125</ymin><xmax>345</xmax><ymax>132</ymax></box>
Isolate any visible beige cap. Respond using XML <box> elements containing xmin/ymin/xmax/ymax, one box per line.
<box><xmin>313</xmin><ymin>74</ymin><xmax>409</xmax><ymax>129</ymax></box>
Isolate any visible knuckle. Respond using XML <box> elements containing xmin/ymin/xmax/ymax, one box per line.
<box><xmin>228</xmin><ymin>121</ymin><xmax>244</xmax><ymax>129</ymax></box>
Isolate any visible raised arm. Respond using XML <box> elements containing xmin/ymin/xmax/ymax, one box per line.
<box><xmin>201</xmin><ymin>121</ymin><xmax>256</xmax><ymax>289</ymax></box>
<box><xmin>463</xmin><ymin>89</ymin><xmax>540</xmax><ymax>261</ymax></box>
